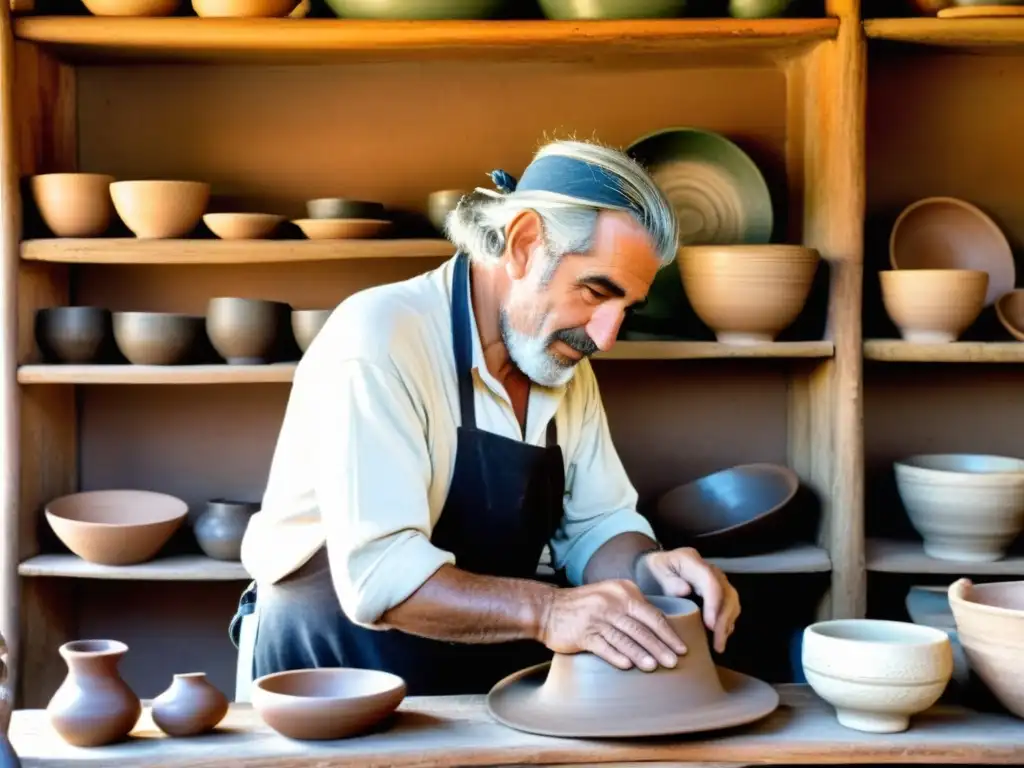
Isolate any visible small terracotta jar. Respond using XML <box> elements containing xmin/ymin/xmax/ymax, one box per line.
<box><xmin>194</xmin><ymin>499</ymin><xmax>259</xmax><ymax>561</ymax></box>
<box><xmin>46</xmin><ymin>640</ymin><xmax>140</xmax><ymax>747</ymax></box>
<box><xmin>152</xmin><ymin>673</ymin><xmax>229</xmax><ymax>737</ymax></box>
<box><xmin>0</xmin><ymin>632</ymin><xmax>22</xmax><ymax>768</ymax></box>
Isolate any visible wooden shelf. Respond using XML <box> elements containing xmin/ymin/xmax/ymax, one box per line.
<box><xmin>21</xmin><ymin>237</ymin><xmax>454</xmax><ymax>265</ymax></box>
<box><xmin>12</xmin><ymin>16</ymin><xmax>839</xmax><ymax>66</ymax></box>
<box><xmin>864</xmin><ymin>340</ymin><xmax>1024</xmax><ymax>363</ymax></box>
<box><xmin>867</xmin><ymin>539</ymin><xmax>1024</xmax><ymax>575</ymax></box>
<box><xmin>599</xmin><ymin>340</ymin><xmax>833</xmax><ymax>360</ymax></box>
<box><xmin>865</xmin><ymin>18</ymin><xmax>1024</xmax><ymax>50</ymax></box>
<box><xmin>706</xmin><ymin>544</ymin><xmax>831</xmax><ymax>574</ymax></box>
<box><xmin>18</xmin><ymin>554</ymin><xmax>251</xmax><ymax>581</ymax></box>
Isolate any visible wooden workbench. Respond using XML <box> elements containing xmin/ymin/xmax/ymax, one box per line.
<box><xmin>7</xmin><ymin>685</ymin><xmax>1024</xmax><ymax>767</ymax></box>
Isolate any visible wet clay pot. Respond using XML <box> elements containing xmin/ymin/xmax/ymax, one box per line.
<box><xmin>0</xmin><ymin>632</ymin><xmax>21</xmax><ymax>768</ymax></box>
<box><xmin>47</xmin><ymin>640</ymin><xmax>141</xmax><ymax>747</ymax></box>
<box><xmin>152</xmin><ymin>673</ymin><xmax>229</xmax><ymax>737</ymax></box>
<box><xmin>194</xmin><ymin>499</ymin><xmax>259</xmax><ymax>561</ymax></box>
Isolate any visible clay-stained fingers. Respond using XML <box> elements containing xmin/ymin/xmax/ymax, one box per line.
<box><xmin>600</xmin><ymin>625</ymin><xmax>660</xmax><ymax>672</ymax></box>
<box><xmin>611</xmin><ymin>614</ymin><xmax>679</xmax><ymax>668</ymax></box>
<box><xmin>585</xmin><ymin>634</ymin><xmax>633</xmax><ymax>671</ymax></box>
<box><xmin>625</xmin><ymin>599</ymin><xmax>688</xmax><ymax>655</ymax></box>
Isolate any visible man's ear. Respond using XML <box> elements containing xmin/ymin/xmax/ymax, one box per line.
<box><xmin>504</xmin><ymin>209</ymin><xmax>545</xmax><ymax>281</ymax></box>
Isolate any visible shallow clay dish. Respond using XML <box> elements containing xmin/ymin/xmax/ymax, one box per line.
<box><xmin>802</xmin><ymin>619</ymin><xmax>952</xmax><ymax>733</ymax></box>
<box><xmin>45</xmin><ymin>490</ymin><xmax>189</xmax><ymax>566</ymax></box>
<box><xmin>537</xmin><ymin>0</ymin><xmax>687</xmax><ymax>18</ymax></box>
<box><xmin>889</xmin><ymin>197</ymin><xmax>1014</xmax><ymax>307</ymax></box>
<box><xmin>894</xmin><ymin>454</ymin><xmax>1024</xmax><ymax>563</ymax></box>
<box><xmin>203</xmin><ymin>213</ymin><xmax>285</xmax><ymax>240</ymax></box>
<box><xmin>35</xmin><ymin>306</ymin><xmax>112</xmax><ymax>364</ymax></box>
<box><xmin>113</xmin><ymin>312</ymin><xmax>203</xmax><ymax>366</ymax></box>
<box><xmin>678</xmin><ymin>244</ymin><xmax>819</xmax><ymax>344</ymax></box>
<box><xmin>879</xmin><ymin>269</ymin><xmax>987</xmax><ymax>343</ymax></box>
<box><xmin>192</xmin><ymin>0</ymin><xmax>298</xmax><ymax>15</ymax></box>
<box><xmin>324</xmin><ymin>0</ymin><xmax>505</xmax><ymax>18</ymax></box>
<box><xmin>206</xmin><ymin>297</ymin><xmax>287</xmax><ymax>364</ymax></box>
<box><xmin>81</xmin><ymin>0</ymin><xmax>180</xmax><ymax>14</ymax></box>
<box><xmin>306</xmin><ymin>198</ymin><xmax>385</xmax><ymax>220</ymax></box>
<box><xmin>649</xmin><ymin>463</ymin><xmax>799</xmax><ymax>550</ymax></box>
<box><xmin>252</xmin><ymin>668</ymin><xmax>406</xmax><ymax>740</ymax></box>
<box><xmin>30</xmin><ymin>173</ymin><xmax>115</xmax><ymax>237</ymax></box>
<box><xmin>995</xmin><ymin>289</ymin><xmax>1024</xmax><ymax>341</ymax></box>
<box><xmin>291</xmin><ymin>309</ymin><xmax>333</xmax><ymax>353</ymax></box>
<box><xmin>487</xmin><ymin>596</ymin><xmax>778</xmax><ymax>738</ymax></box>
<box><xmin>293</xmin><ymin>218</ymin><xmax>389</xmax><ymax>240</ymax></box>
<box><xmin>110</xmin><ymin>180</ymin><xmax>210</xmax><ymax>239</ymax></box>
<box><xmin>948</xmin><ymin>578</ymin><xmax>1024</xmax><ymax>718</ymax></box>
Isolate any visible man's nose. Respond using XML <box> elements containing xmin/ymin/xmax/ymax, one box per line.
<box><xmin>586</xmin><ymin>303</ymin><xmax>625</xmax><ymax>352</ymax></box>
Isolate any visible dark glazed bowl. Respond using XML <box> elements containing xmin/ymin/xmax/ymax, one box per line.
<box><xmin>206</xmin><ymin>297</ymin><xmax>289</xmax><ymax>365</ymax></box>
<box><xmin>113</xmin><ymin>312</ymin><xmax>203</xmax><ymax>365</ymax></box>
<box><xmin>35</xmin><ymin>306</ymin><xmax>112</xmax><ymax>364</ymax></box>
<box><xmin>305</xmin><ymin>198</ymin><xmax>386</xmax><ymax>220</ymax></box>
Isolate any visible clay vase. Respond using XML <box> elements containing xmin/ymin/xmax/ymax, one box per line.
<box><xmin>0</xmin><ymin>632</ymin><xmax>21</xmax><ymax>768</ymax></box>
<box><xmin>152</xmin><ymin>673</ymin><xmax>229</xmax><ymax>737</ymax></box>
<box><xmin>46</xmin><ymin>640</ymin><xmax>141</xmax><ymax>747</ymax></box>
<box><xmin>194</xmin><ymin>499</ymin><xmax>259</xmax><ymax>561</ymax></box>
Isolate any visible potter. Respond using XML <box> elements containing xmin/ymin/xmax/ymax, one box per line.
<box><xmin>231</xmin><ymin>138</ymin><xmax>742</xmax><ymax>698</ymax></box>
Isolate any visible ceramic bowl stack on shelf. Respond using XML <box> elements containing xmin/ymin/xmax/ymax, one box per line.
<box><xmin>76</xmin><ymin>0</ymin><xmax>310</xmax><ymax>16</ymax></box>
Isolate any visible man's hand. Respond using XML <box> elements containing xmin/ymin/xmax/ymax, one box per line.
<box><xmin>537</xmin><ymin>579</ymin><xmax>687</xmax><ymax>672</ymax></box>
<box><xmin>637</xmin><ymin>547</ymin><xmax>741</xmax><ymax>654</ymax></box>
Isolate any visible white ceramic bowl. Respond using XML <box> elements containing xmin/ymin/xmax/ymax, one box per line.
<box><xmin>894</xmin><ymin>454</ymin><xmax>1024</xmax><ymax>562</ymax></box>
<box><xmin>802</xmin><ymin>619</ymin><xmax>952</xmax><ymax>733</ymax></box>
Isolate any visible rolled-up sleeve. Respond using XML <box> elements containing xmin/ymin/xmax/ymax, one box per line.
<box><xmin>307</xmin><ymin>358</ymin><xmax>455</xmax><ymax>628</ymax></box>
<box><xmin>549</xmin><ymin>368</ymin><xmax>656</xmax><ymax>586</ymax></box>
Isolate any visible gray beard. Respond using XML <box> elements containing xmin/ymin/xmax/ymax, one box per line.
<box><xmin>499</xmin><ymin>308</ymin><xmax>598</xmax><ymax>388</ymax></box>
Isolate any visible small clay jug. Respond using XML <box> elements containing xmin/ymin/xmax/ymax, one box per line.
<box><xmin>0</xmin><ymin>632</ymin><xmax>22</xmax><ymax>768</ymax></box>
<box><xmin>46</xmin><ymin>640</ymin><xmax>140</xmax><ymax>747</ymax></box>
<box><xmin>152</xmin><ymin>672</ymin><xmax>229</xmax><ymax>737</ymax></box>
<box><xmin>194</xmin><ymin>499</ymin><xmax>259</xmax><ymax>561</ymax></box>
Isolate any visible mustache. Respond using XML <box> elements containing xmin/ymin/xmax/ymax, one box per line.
<box><xmin>550</xmin><ymin>327</ymin><xmax>598</xmax><ymax>358</ymax></box>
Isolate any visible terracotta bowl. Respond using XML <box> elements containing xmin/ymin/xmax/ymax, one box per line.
<box><xmin>948</xmin><ymin>578</ymin><xmax>1024</xmax><ymax>718</ymax></box>
<box><xmin>35</xmin><ymin>306</ymin><xmax>112</xmax><ymax>364</ymax></box>
<box><xmin>323</xmin><ymin>0</ymin><xmax>506</xmax><ymax>18</ymax></box>
<box><xmin>252</xmin><ymin>668</ymin><xmax>406</xmax><ymax>740</ymax></box>
<box><xmin>206</xmin><ymin>297</ymin><xmax>288</xmax><ymax>365</ymax></box>
<box><xmin>426</xmin><ymin>190</ymin><xmax>466</xmax><ymax>232</ymax></box>
<box><xmin>113</xmin><ymin>312</ymin><xmax>203</xmax><ymax>366</ymax></box>
<box><xmin>536</xmin><ymin>0</ymin><xmax>687</xmax><ymax>19</ymax></box>
<box><xmin>192</xmin><ymin>0</ymin><xmax>298</xmax><ymax>15</ymax></box>
<box><xmin>648</xmin><ymin>463</ymin><xmax>799</xmax><ymax>552</ymax></box>
<box><xmin>894</xmin><ymin>454</ymin><xmax>1024</xmax><ymax>563</ymax></box>
<box><xmin>306</xmin><ymin>199</ymin><xmax>385</xmax><ymax>220</ymax></box>
<box><xmin>879</xmin><ymin>269</ymin><xmax>988</xmax><ymax>343</ymax></box>
<box><xmin>291</xmin><ymin>309</ymin><xmax>333</xmax><ymax>353</ymax></box>
<box><xmin>30</xmin><ymin>173</ymin><xmax>115</xmax><ymax>237</ymax></box>
<box><xmin>678</xmin><ymin>245</ymin><xmax>820</xmax><ymax>344</ymax></box>
<box><xmin>889</xmin><ymin>197</ymin><xmax>1014</xmax><ymax>307</ymax></box>
<box><xmin>45</xmin><ymin>490</ymin><xmax>189</xmax><ymax>566</ymax></box>
<box><xmin>996</xmin><ymin>289</ymin><xmax>1024</xmax><ymax>341</ymax></box>
<box><xmin>802</xmin><ymin>619</ymin><xmax>952</xmax><ymax>733</ymax></box>
<box><xmin>203</xmin><ymin>213</ymin><xmax>285</xmax><ymax>240</ymax></box>
<box><xmin>81</xmin><ymin>0</ymin><xmax>180</xmax><ymax>14</ymax></box>
<box><xmin>110</xmin><ymin>180</ymin><xmax>210</xmax><ymax>239</ymax></box>
<box><xmin>293</xmin><ymin>219</ymin><xmax>389</xmax><ymax>240</ymax></box>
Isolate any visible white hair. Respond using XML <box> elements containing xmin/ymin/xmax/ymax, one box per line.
<box><xmin>444</xmin><ymin>139</ymin><xmax>678</xmax><ymax>272</ymax></box>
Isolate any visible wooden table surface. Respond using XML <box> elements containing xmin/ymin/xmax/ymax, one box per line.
<box><xmin>8</xmin><ymin>684</ymin><xmax>1024</xmax><ymax>767</ymax></box>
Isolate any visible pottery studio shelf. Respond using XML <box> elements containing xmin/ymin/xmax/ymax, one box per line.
<box><xmin>867</xmin><ymin>539</ymin><xmax>1024</xmax><ymax>576</ymax></box>
<box><xmin>864</xmin><ymin>18</ymin><xmax>1024</xmax><ymax>51</ymax></box>
<box><xmin>863</xmin><ymin>340</ymin><xmax>1024</xmax><ymax>363</ymax></box>
<box><xmin>12</xmin><ymin>16</ymin><xmax>840</xmax><ymax>66</ymax></box>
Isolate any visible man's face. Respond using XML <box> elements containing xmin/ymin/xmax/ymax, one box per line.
<box><xmin>501</xmin><ymin>210</ymin><xmax>661</xmax><ymax>387</ymax></box>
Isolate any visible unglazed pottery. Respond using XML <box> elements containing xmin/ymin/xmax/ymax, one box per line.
<box><xmin>649</xmin><ymin>463</ymin><xmax>799</xmax><ymax>551</ymax></box>
<box><xmin>47</xmin><ymin>640</ymin><xmax>141</xmax><ymax>747</ymax></box>
<box><xmin>678</xmin><ymin>245</ymin><xmax>819</xmax><ymax>344</ymax></box>
<box><xmin>306</xmin><ymin>198</ymin><xmax>385</xmax><ymax>220</ymax></box>
<box><xmin>324</xmin><ymin>0</ymin><xmax>505</xmax><ymax>18</ymax></box>
<box><xmin>889</xmin><ymin>197</ymin><xmax>1014</xmax><ymax>307</ymax></box>
<box><xmin>905</xmin><ymin>585</ymin><xmax>969</xmax><ymax>686</ymax></box>
<box><xmin>203</xmin><ymin>213</ymin><xmax>285</xmax><ymax>240</ymax></box>
<box><xmin>206</xmin><ymin>297</ymin><xmax>288</xmax><ymax>365</ymax></box>
<box><xmin>995</xmin><ymin>289</ymin><xmax>1024</xmax><ymax>341</ymax></box>
<box><xmin>81</xmin><ymin>0</ymin><xmax>180</xmax><ymax>14</ymax></box>
<box><xmin>536</xmin><ymin>0</ymin><xmax>687</xmax><ymax>18</ymax></box>
<box><xmin>192</xmin><ymin>0</ymin><xmax>298</xmax><ymax>15</ymax></box>
<box><xmin>487</xmin><ymin>596</ymin><xmax>779</xmax><ymax>738</ymax></box>
<box><xmin>426</xmin><ymin>190</ymin><xmax>466</xmax><ymax>232</ymax></box>
<box><xmin>252</xmin><ymin>668</ymin><xmax>406</xmax><ymax>740</ymax></box>
<box><xmin>110</xmin><ymin>180</ymin><xmax>210</xmax><ymax>239</ymax></box>
<box><xmin>194</xmin><ymin>499</ymin><xmax>259</xmax><ymax>561</ymax></box>
<box><xmin>879</xmin><ymin>269</ymin><xmax>987</xmax><ymax>343</ymax></box>
<box><xmin>30</xmin><ymin>173</ymin><xmax>114</xmax><ymax>237</ymax></box>
<box><xmin>729</xmin><ymin>0</ymin><xmax>792</xmax><ymax>17</ymax></box>
<box><xmin>894</xmin><ymin>454</ymin><xmax>1024</xmax><ymax>562</ymax></box>
<box><xmin>152</xmin><ymin>672</ymin><xmax>229</xmax><ymax>737</ymax></box>
<box><xmin>291</xmin><ymin>309</ymin><xmax>332</xmax><ymax>353</ymax></box>
<box><xmin>113</xmin><ymin>312</ymin><xmax>203</xmax><ymax>366</ymax></box>
<box><xmin>802</xmin><ymin>619</ymin><xmax>952</xmax><ymax>733</ymax></box>
<box><xmin>45</xmin><ymin>490</ymin><xmax>189</xmax><ymax>566</ymax></box>
<box><xmin>948</xmin><ymin>578</ymin><xmax>1024</xmax><ymax>718</ymax></box>
<box><xmin>293</xmin><ymin>218</ymin><xmax>390</xmax><ymax>240</ymax></box>
<box><xmin>35</xmin><ymin>306</ymin><xmax>112</xmax><ymax>364</ymax></box>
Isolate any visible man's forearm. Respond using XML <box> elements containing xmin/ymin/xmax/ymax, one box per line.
<box><xmin>582</xmin><ymin>531</ymin><xmax>662</xmax><ymax>593</ymax></box>
<box><xmin>380</xmin><ymin>564</ymin><xmax>556</xmax><ymax>644</ymax></box>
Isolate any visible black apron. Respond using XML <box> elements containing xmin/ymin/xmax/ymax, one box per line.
<box><xmin>230</xmin><ymin>252</ymin><xmax>565</xmax><ymax>696</ymax></box>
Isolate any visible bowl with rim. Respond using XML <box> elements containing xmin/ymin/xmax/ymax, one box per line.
<box><xmin>81</xmin><ymin>0</ymin><xmax>180</xmax><ymax>14</ymax></box>
<box><xmin>536</xmin><ymin>0</ymin><xmax>688</xmax><ymax>18</ymax></box>
<box><xmin>323</xmin><ymin>0</ymin><xmax>505</xmax><ymax>17</ymax></box>
<box><xmin>996</xmin><ymin>289</ymin><xmax>1024</xmax><ymax>341</ymax></box>
<box><xmin>35</xmin><ymin>306</ymin><xmax>112</xmax><ymax>364</ymax></box>
<box><xmin>203</xmin><ymin>213</ymin><xmax>285</xmax><ymax>240</ymax></box>
<box><xmin>206</xmin><ymin>297</ymin><xmax>288</xmax><ymax>365</ymax></box>
<box><xmin>291</xmin><ymin>309</ymin><xmax>333</xmax><ymax>353</ymax></box>
<box><xmin>113</xmin><ymin>311</ymin><xmax>203</xmax><ymax>366</ymax></box>
<box><xmin>879</xmin><ymin>269</ymin><xmax>987</xmax><ymax>343</ymax></box>
<box><xmin>30</xmin><ymin>173</ymin><xmax>115</xmax><ymax>237</ymax></box>
<box><xmin>192</xmin><ymin>0</ymin><xmax>298</xmax><ymax>15</ymax></box>
<box><xmin>306</xmin><ymin>198</ymin><xmax>385</xmax><ymax>220</ymax></box>
<box><xmin>110</xmin><ymin>180</ymin><xmax>210</xmax><ymax>239</ymax></box>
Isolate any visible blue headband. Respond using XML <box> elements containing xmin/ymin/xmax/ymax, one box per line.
<box><xmin>488</xmin><ymin>155</ymin><xmax>644</xmax><ymax>218</ymax></box>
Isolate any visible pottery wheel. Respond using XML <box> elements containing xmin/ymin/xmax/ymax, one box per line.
<box><xmin>487</xmin><ymin>662</ymin><xmax>780</xmax><ymax>739</ymax></box>
<box><xmin>651</xmin><ymin>160</ymin><xmax>748</xmax><ymax>245</ymax></box>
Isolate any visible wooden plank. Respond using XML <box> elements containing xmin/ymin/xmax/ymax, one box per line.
<box><xmin>864</xmin><ymin>340</ymin><xmax>1024</xmax><ymax>363</ymax></box>
<box><xmin>706</xmin><ymin>544</ymin><xmax>830</xmax><ymax>574</ymax></box>
<box><xmin>597</xmin><ymin>341</ymin><xmax>834</xmax><ymax>360</ymax></box>
<box><xmin>21</xmin><ymin>237</ymin><xmax>454</xmax><ymax>264</ymax></box>
<box><xmin>10</xmin><ymin>685</ymin><xmax>1024</xmax><ymax>767</ymax></box>
<box><xmin>865</xmin><ymin>18</ymin><xmax>1024</xmax><ymax>49</ymax></box>
<box><xmin>12</xmin><ymin>17</ymin><xmax>839</xmax><ymax>66</ymax></box>
<box><xmin>867</xmin><ymin>539</ymin><xmax>1024</xmax><ymax>575</ymax></box>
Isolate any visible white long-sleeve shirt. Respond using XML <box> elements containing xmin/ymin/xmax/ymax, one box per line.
<box><xmin>240</xmin><ymin>254</ymin><xmax>656</xmax><ymax>628</ymax></box>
